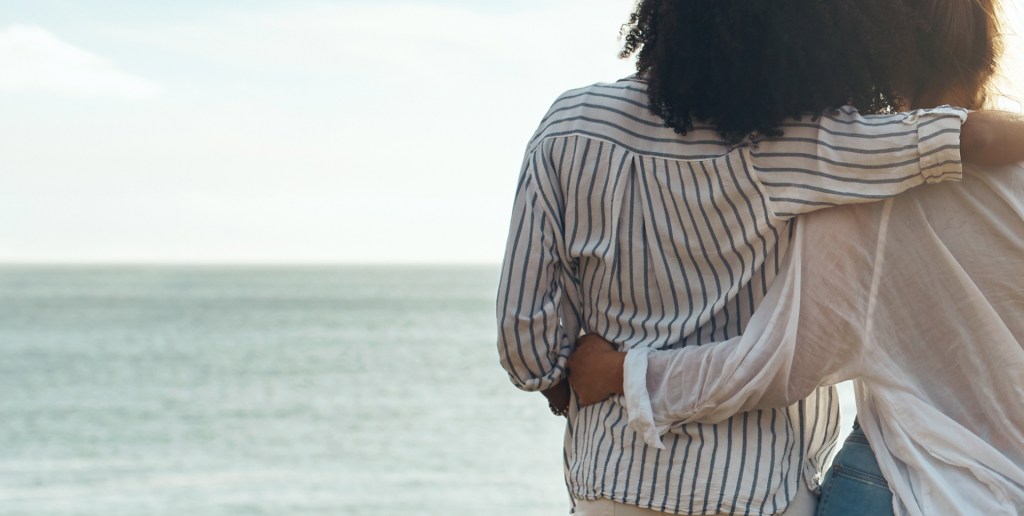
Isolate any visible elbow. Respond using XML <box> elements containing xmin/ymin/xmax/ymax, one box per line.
<box><xmin>783</xmin><ymin>381</ymin><xmax>820</xmax><ymax>407</ymax></box>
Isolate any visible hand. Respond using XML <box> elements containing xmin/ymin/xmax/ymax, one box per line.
<box><xmin>541</xmin><ymin>379</ymin><xmax>570</xmax><ymax>417</ymax></box>
<box><xmin>567</xmin><ymin>334</ymin><xmax>626</xmax><ymax>407</ymax></box>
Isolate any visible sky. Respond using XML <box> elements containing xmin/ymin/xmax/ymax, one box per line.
<box><xmin>1</xmin><ymin>0</ymin><xmax>1021</xmax><ymax>265</ymax></box>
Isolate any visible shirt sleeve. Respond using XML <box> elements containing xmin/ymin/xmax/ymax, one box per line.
<box><xmin>622</xmin><ymin>207</ymin><xmax>885</xmax><ymax>448</ymax></box>
<box><xmin>751</xmin><ymin>106</ymin><xmax>967</xmax><ymax>219</ymax></box>
<box><xmin>496</xmin><ymin>139</ymin><xmax>582</xmax><ymax>392</ymax></box>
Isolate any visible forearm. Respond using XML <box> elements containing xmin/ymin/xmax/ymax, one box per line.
<box><xmin>961</xmin><ymin>111</ymin><xmax>1024</xmax><ymax>166</ymax></box>
<box><xmin>566</xmin><ymin>273</ymin><xmax>814</xmax><ymax>448</ymax></box>
<box><xmin>753</xmin><ymin>106</ymin><xmax>966</xmax><ymax>219</ymax></box>
<box><xmin>497</xmin><ymin>324</ymin><xmax>573</xmax><ymax>392</ymax></box>
<box><xmin>620</xmin><ymin>288</ymin><xmax>807</xmax><ymax>447</ymax></box>
<box><xmin>625</xmin><ymin>334</ymin><xmax>808</xmax><ymax>445</ymax></box>
<box><xmin>621</xmin><ymin>225</ymin><xmax>866</xmax><ymax>448</ymax></box>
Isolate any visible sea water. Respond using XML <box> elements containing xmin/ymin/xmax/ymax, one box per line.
<box><xmin>0</xmin><ymin>266</ymin><xmax>854</xmax><ymax>515</ymax></box>
<box><xmin>0</xmin><ymin>266</ymin><xmax>567</xmax><ymax>515</ymax></box>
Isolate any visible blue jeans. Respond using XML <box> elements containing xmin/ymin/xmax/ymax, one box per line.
<box><xmin>816</xmin><ymin>422</ymin><xmax>894</xmax><ymax>516</ymax></box>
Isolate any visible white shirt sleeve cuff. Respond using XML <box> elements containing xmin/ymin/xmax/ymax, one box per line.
<box><xmin>623</xmin><ymin>347</ymin><xmax>666</xmax><ymax>450</ymax></box>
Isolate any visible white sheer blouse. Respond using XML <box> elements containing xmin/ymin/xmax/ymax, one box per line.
<box><xmin>622</xmin><ymin>164</ymin><xmax>1024</xmax><ymax>515</ymax></box>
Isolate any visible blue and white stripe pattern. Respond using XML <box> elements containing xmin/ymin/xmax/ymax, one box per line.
<box><xmin>497</xmin><ymin>77</ymin><xmax>966</xmax><ymax>515</ymax></box>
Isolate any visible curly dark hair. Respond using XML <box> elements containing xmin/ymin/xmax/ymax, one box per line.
<box><xmin>620</xmin><ymin>0</ymin><xmax>996</xmax><ymax>143</ymax></box>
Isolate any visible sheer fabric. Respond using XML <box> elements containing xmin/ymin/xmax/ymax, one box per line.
<box><xmin>623</xmin><ymin>165</ymin><xmax>1024</xmax><ymax>515</ymax></box>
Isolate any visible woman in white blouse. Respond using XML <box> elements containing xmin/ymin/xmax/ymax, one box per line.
<box><xmin>566</xmin><ymin>1</ymin><xmax>1024</xmax><ymax>514</ymax></box>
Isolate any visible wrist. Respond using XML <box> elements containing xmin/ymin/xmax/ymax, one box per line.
<box><xmin>542</xmin><ymin>380</ymin><xmax>570</xmax><ymax>417</ymax></box>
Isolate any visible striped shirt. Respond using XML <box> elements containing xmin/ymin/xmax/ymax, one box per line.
<box><xmin>496</xmin><ymin>76</ymin><xmax>966</xmax><ymax>515</ymax></box>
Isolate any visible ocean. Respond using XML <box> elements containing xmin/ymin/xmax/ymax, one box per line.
<box><xmin>0</xmin><ymin>266</ymin><xmax>854</xmax><ymax>516</ymax></box>
<box><xmin>0</xmin><ymin>266</ymin><xmax>567</xmax><ymax>515</ymax></box>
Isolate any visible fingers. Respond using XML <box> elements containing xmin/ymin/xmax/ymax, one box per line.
<box><xmin>542</xmin><ymin>380</ymin><xmax>571</xmax><ymax>417</ymax></box>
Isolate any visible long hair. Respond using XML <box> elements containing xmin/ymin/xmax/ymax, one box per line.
<box><xmin>620</xmin><ymin>0</ymin><xmax>1003</xmax><ymax>142</ymax></box>
<box><xmin>910</xmin><ymin>0</ymin><xmax>1003</xmax><ymax>108</ymax></box>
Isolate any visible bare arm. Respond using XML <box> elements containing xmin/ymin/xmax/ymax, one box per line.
<box><xmin>961</xmin><ymin>111</ymin><xmax>1024</xmax><ymax>166</ymax></box>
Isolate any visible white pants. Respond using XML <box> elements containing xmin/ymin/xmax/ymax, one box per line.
<box><xmin>574</xmin><ymin>484</ymin><xmax>817</xmax><ymax>516</ymax></box>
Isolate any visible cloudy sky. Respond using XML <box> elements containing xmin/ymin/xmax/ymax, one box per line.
<box><xmin>1</xmin><ymin>1</ymin><xmax>1021</xmax><ymax>264</ymax></box>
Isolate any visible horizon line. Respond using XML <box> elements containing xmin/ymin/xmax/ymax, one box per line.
<box><xmin>0</xmin><ymin>260</ymin><xmax>502</xmax><ymax>268</ymax></box>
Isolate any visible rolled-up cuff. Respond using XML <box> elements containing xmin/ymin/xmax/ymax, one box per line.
<box><xmin>915</xmin><ymin>105</ymin><xmax>967</xmax><ymax>184</ymax></box>
<box><xmin>623</xmin><ymin>347</ymin><xmax>665</xmax><ymax>450</ymax></box>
